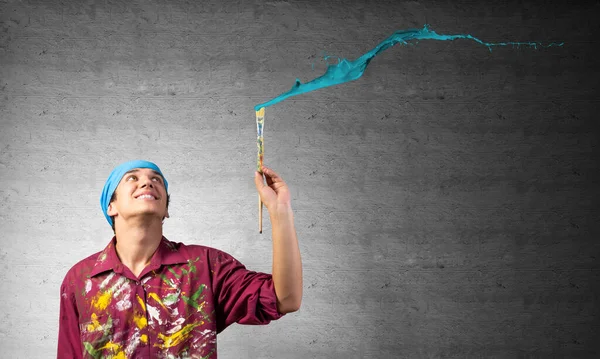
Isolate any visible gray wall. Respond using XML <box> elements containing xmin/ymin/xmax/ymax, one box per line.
<box><xmin>1</xmin><ymin>0</ymin><xmax>598</xmax><ymax>358</ymax></box>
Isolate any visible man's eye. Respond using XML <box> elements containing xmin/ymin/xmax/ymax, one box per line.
<box><xmin>153</xmin><ymin>177</ymin><xmax>162</xmax><ymax>183</ymax></box>
<box><xmin>127</xmin><ymin>175</ymin><xmax>137</xmax><ymax>181</ymax></box>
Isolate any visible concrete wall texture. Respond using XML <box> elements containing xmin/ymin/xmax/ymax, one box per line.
<box><xmin>1</xmin><ymin>0</ymin><xmax>598</xmax><ymax>358</ymax></box>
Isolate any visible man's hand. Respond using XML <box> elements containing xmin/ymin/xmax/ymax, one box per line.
<box><xmin>253</xmin><ymin>165</ymin><xmax>302</xmax><ymax>313</ymax></box>
<box><xmin>254</xmin><ymin>165</ymin><xmax>291</xmax><ymax>213</ymax></box>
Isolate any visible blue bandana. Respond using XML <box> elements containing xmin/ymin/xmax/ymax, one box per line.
<box><xmin>100</xmin><ymin>160</ymin><xmax>169</xmax><ymax>226</ymax></box>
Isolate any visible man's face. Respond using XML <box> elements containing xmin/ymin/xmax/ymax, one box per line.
<box><xmin>107</xmin><ymin>168</ymin><xmax>169</xmax><ymax>225</ymax></box>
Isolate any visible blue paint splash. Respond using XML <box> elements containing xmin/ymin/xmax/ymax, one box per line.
<box><xmin>254</xmin><ymin>25</ymin><xmax>563</xmax><ymax>111</ymax></box>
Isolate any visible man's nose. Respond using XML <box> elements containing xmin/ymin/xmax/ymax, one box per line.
<box><xmin>140</xmin><ymin>176</ymin><xmax>154</xmax><ymax>188</ymax></box>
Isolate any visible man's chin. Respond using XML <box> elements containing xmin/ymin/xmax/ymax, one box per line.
<box><xmin>123</xmin><ymin>212</ymin><xmax>166</xmax><ymax>223</ymax></box>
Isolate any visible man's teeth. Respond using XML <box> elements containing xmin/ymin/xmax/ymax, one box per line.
<box><xmin>137</xmin><ymin>194</ymin><xmax>155</xmax><ymax>200</ymax></box>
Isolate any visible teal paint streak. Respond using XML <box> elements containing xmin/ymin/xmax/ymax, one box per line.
<box><xmin>254</xmin><ymin>25</ymin><xmax>563</xmax><ymax>111</ymax></box>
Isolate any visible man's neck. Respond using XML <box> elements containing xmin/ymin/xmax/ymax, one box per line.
<box><xmin>114</xmin><ymin>219</ymin><xmax>163</xmax><ymax>278</ymax></box>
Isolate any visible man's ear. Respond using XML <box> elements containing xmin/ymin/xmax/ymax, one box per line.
<box><xmin>107</xmin><ymin>202</ymin><xmax>118</xmax><ymax>217</ymax></box>
<box><xmin>165</xmin><ymin>209</ymin><xmax>170</xmax><ymax>219</ymax></box>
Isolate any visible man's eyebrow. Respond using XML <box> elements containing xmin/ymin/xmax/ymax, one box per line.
<box><xmin>123</xmin><ymin>169</ymin><xmax>163</xmax><ymax>178</ymax></box>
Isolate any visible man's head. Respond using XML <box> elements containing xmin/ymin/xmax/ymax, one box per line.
<box><xmin>100</xmin><ymin>160</ymin><xmax>170</xmax><ymax>231</ymax></box>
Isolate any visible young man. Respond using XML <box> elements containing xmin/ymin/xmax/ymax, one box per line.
<box><xmin>57</xmin><ymin>160</ymin><xmax>302</xmax><ymax>358</ymax></box>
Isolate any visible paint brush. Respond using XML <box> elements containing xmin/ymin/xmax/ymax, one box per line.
<box><xmin>256</xmin><ymin>107</ymin><xmax>265</xmax><ymax>233</ymax></box>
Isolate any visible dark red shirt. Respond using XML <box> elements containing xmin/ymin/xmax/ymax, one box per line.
<box><xmin>57</xmin><ymin>237</ymin><xmax>284</xmax><ymax>358</ymax></box>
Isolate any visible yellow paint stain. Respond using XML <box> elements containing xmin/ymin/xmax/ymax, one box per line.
<box><xmin>93</xmin><ymin>290</ymin><xmax>113</xmax><ymax>311</ymax></box>
<box><xmin>98</xmin><ymin>341</ymin><xmax>127</xmax><ymax>359</ymax></box>
<box><xmin>140</xmin><ymin>334</ymin><xmax>148</xmax><ymax>343</ymax></box>
<box><xmin>148</xmin><ymin>292</ymin><xmax>167</xmax><ymax>310</ymax></box>
<box><xmin>133</xmin><ymin>314</ymin><xmax>147</xmax><ymax>330</ymax></box>
<box><xmin>136</xmin><ymin>294</ymin><xmax>146</xmax><ymax>312</ymax></box>
<box><xmin>155</xmin><ymin>322</ymin><xmax>203</xmax><ymax>349</ymax></box>
<box><xmin>99</xmin><ymin>341</ymin><xmax>121</xmax><ymax>351</ymax></box>
<box><xmin>86</xmin><ymin>313</ymin><xmax>102</xmax><ymax>332</ymax></box>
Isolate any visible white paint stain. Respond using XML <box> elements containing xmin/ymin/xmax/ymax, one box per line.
<box><xmin>125</xmin><ymin>329</ymin><xmax>141</xmax><ymax>356</ymax></box>
<box><xmin>99</xmin><ymin>272</ymin><xmax>115</xmax><ymax>289</ymax></box>
<box><xmin>109</xmin><ymin>277</ymin><xmax>127</xmax><ymax>293</ymax></box>
<box><xmin>192</xmin><ymin>329</ymin><xmax>215</xmax><ymax>348</ymax></box>
<box><xmin>165</xmin><ymin>317</ymin><xmax>185</xmax><ymax>334</ymax></box>
<box><xmin>115</xmin><ymin>298</ymin><xmax>132</xmax><ymax>311</ymax></box>
<box><xmin>85</xmin><ymin>279</ymin><xmax>92</xmax><ymax>293</ymax></box>
<box><xmin>113</xmin><ymin>280</ymin><xmax>130</xmax><ymax>297</ymax></box>
<box><xmin>147</xmin><ymin>303</ymin><xmax>163</xmax><ymax>325</ymax></box>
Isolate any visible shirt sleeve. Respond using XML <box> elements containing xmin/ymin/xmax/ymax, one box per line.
<box><xmin>210</xmin><ymin>249</ymin><xmax>285</xmax><ymax>333</ymax></box>
<box><xmin>57</xmin><ymin>276</ymin><xmax>83</xmax><ymax>359</ymax></box>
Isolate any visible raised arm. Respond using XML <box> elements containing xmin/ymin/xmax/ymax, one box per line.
<box><xmin>254</xmin><ymin>166</ymin><xmax>303</xmax><ymax>313</ymax></box>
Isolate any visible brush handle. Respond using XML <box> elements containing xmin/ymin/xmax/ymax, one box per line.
<box><xmin>256</xmin><ymin>107</ymin><xmax>265</xmax><ymax>233</ymax></box>
<box><xmin>259</xmin><ymin>194</ymin><xmax>263</xmax><ymax>233</ymax></box>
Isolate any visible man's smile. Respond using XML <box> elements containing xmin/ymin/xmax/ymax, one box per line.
<box><xmin>135</xmin><ymin>193</ymin><xmax>158</xmax><ymax>200</ymax></box>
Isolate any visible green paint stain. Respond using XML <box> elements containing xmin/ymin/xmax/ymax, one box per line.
<box><xmin>181</xmin><ymin>284</ymin><xmax>211</xmax><ymax>322</ymax></box>
<box><xmin>184</xmin><ymin>259</ymin><xmax>197</xmax><ymax>275</ymax></box>
<box><xmin>181</xmin><ymin>284</ymin><xmax>206</xmax><ymax>310</ymax></box>
<box><xmin>83</xmin><ymin>342</ymin><xmax>101</xmax><ymax>359</ymax></box>
<box><xmin>159</xmin><ymin>273</ymin><xmax>178</xmax><ymax>288</ymax></box>
<box><xmin>163</xmin><ymin>291</ymin><xmax>180</xmax><ymax>305</ymax></box>
<box><xmin>168</xmin><ymin>267</ymin><xmax>182</xmax><ymax>279</ymax></box>
<box><xmin>103</xmin><ymin>315</ymin><xmax>113</xmax><ymax>337</ymax></box>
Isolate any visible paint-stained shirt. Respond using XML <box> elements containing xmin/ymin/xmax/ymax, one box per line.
<box><xmin>57</xmin><ymin>237</ymin><xmax>284</xmax><ymax>358</ymax></box>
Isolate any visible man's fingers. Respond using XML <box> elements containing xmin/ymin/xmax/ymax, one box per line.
<box><xmin>254</xmin><ymin>171</ymin><xmax>265</xmax><ymax>190</ymax></box>
<box><xmin>257</xmin><ymin>166</ymin><xmax>286</xmax><ymax>191</ymax></box>
<box><xmin>261</xmin><ymin>166</ymin><xmax>281</xmax><ymax>182</ymax></box>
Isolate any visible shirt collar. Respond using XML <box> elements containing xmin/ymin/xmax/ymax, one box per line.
<box><xmin>90</xmin><ymin>236</ymin><xmax>188</xmax><ymax>277</ymax></box>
